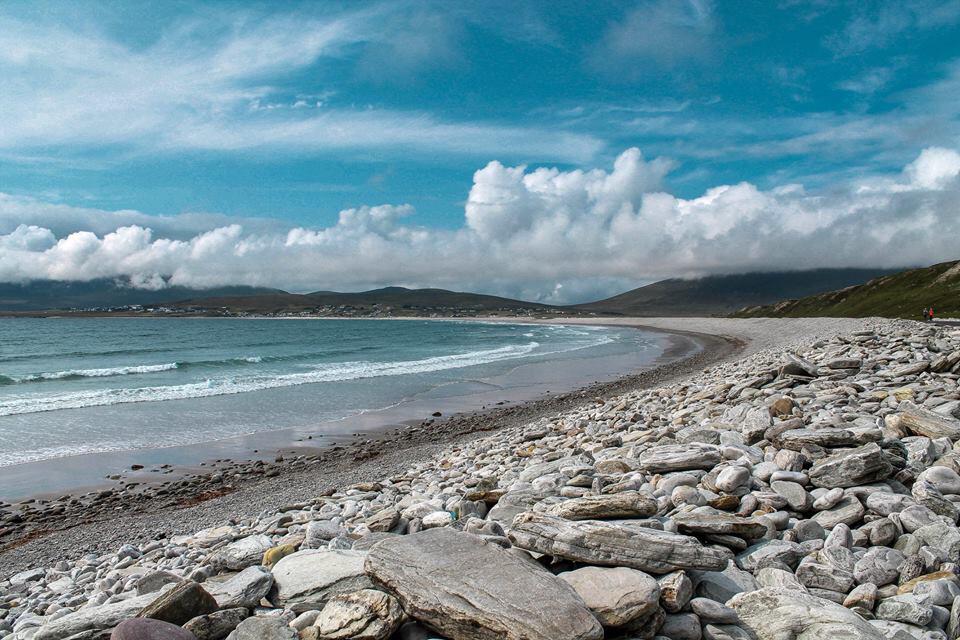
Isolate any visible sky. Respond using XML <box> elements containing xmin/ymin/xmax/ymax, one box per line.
<box><xmin>1</xmin><ymin>0</ymin><xmax>960</xmax><ymax>303</ymax></box>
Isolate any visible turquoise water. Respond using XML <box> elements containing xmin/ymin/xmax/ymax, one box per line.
<box><xmin>0</xmin><ymin>318</ymin><xmax>665</xmax><ymax>468</ymax></box>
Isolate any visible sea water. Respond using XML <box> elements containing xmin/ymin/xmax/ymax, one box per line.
<box><xmin>0</xmin><ymin>318</ymin><xmax>667</xmax><ymax>471</ymax></box>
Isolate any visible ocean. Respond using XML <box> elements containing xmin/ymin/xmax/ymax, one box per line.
<box><xmin>0</xmin><ymin>318</ymin><xmax>668</xmax><ymax>477</ymax></box>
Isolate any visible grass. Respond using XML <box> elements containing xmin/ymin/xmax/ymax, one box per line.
<box><xmin>733</xmin><ymin>260</ymin><xmax>960</xmax><ymax>319</ymax></box>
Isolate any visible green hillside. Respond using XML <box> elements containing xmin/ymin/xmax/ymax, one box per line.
<box><xmin>734</xmin><ymin>261</ymin><xmax>960</xmax><ymax>319</ymax></box>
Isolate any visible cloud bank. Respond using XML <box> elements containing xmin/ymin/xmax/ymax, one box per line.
<box><xmin>2</xmin><ymin>147</ymin><xmax>959</xmax><ymax>303</ymax></box>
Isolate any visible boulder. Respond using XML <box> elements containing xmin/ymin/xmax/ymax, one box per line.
<box><xmin>207</xmin><ymin>566</ymin><xmax>273</xmax><ymax>609</ymax></box>
<box><xmin>270</xmin><ymin>549</ymin><xmax>373</xmax><ymax>612</ymax></box>
<box><xmin>183</xmin><ymin>609</ymin><xmax>249</xmax><ymax>640</ymax></box>
<box><xmin>209</xmin><ymin>535</ymin><xmax>274</xmax><ymax>571</ymax></box>
<box><xmin>730</xmin><ymin>587</ymin><xmax>885</xmax><ymax>640</ymax></box>
<box><xmin>137</xmin><ymin>581</ymin><xmax>218</xmax><ymax>626</ymax></box>
<box><xmin>224</xmin><ymin>617</ymin><xmax>296</xmax><ymax>640</ymax></box>
<box><xmin>897</xmin><ymin>402</ymin><xmax>960</xmax><ymax>440</ymax></box>
<box><xmin>808</xmin><ymin>444</ymin><xmax>893</xmax><ymax>489</ymax></box>
<box><xmin>547</xmin><ymin>492</ymin><xmax>658</xmax><ymax>520</ymax></box>
<box><xmin>111</xmin><ymin>619</ymin><xmax>196</xmax><ymax>640</ymax></box>
<box><xmin>365</xmin><ymin>527</ymin><xmax>602</xmax><ymax>640</ymax></box>
<box><xmin>509</xmin><ymin>512</ymin><xmax>730</xmax><ymax>574</ymax></box>
<box><xmin>638</xmin><ymin>444</ymin><xmax>721</xmax><ymax>474</ymax></box>
<box><xmin>34</xmin><ymin>592</ymin><xmax>158</xmax><ymax>640</ymax></box>
<box><xmin>558</xmin><ymin>566</ymin><xmax>660</xmax><ymax>628</ymax></box>
<box><xmin>313</xmin><ymin>589</ymin><xmax>404</xmax><ymax>640</ymax></box>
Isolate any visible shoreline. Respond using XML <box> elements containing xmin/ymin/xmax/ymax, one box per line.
<box><xmin>0</xmin><ymin>319</ymin><xmax>679</xmax><ymax>501</ymax></box>
<box><xmin>0</xmin><ymin>320</ymin><xmax>737</xmax><ymax>576</ymax></box>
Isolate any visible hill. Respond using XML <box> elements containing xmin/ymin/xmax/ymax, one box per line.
<box><xmin>733</xmin><ymin>261</ymin><xmax>960</xmax><ymax>319</ymax></box>
<box><xmin>0</xmin><ymin>279</ymin><xmax>281</xmax><ymax>312</ymax></box>
<box><xmin>573</xmin><ymin>268</ymin><xmax>900</xmax><ymax>317</ymax></box>
<box><xmin>167</xmin><ymin>286</ymin><xmax>558</xmax><ymax>316</ymax></box>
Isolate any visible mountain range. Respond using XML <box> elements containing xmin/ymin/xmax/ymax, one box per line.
<box><xmin>0</xmin><ymin>267</ymin><xmax>906</xmax><ymax>316</ymax></box>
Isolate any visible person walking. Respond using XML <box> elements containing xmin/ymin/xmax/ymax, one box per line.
<box><xmin>923</xmin><ymin>307</ymin><xmax>929</xmax><ymax>322</ymax></box>
<box><xmin>929</xmin><ymin>307</ymin><xmax>935</xmax><ymax>322</ymax></box>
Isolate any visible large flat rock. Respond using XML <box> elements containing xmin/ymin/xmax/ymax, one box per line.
<box><xmin>508</xmin><ymin>512</ymin><xmax>730</xmax><ymax>573</ymax></box>
<box><xmin>364</xmin><ymin>527</ymin><xmax>602</xmax><ymax>640</ymax></box>
<box><xmin>270</xmin><ymin>549</ymin><xmax>373</xmax><ymax>613</ymax></box>
<box><xmin>34</xmin><ymin>592</ymin><xmax>159</xmax><ymax>640</ymax></box>
<box><xmin>638</xmin><ymin>444</ymin><xmax>721</xmax><ymax>474</ymax></box>
<box><xmin>730</xmin><ymin>587</ymin><xmax>884</xmax><ymax>640</ymax></box>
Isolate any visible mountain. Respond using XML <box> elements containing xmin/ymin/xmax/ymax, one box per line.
<box><xmin>0</xmin><ymin>280</ymin><xmax>282</xmax><ymax>311</ymax></box>
<box><xmin>573</xmin><ymin>268</ymin><xmax>902</xmax><ymax>317</ymax></box>
<box><xmin>167</xmin><ymin>286</ymin><xmax>557</xmax><ymax>315</ymax></box>
<box><xmin>733</xmin><ymin>261</ymin><xmax>960</xmax><ymax>319</ymax></box>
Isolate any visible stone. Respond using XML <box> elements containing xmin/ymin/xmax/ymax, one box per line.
<box><xmin>224</xmin><ymin>617</ymin><xmax>297</xmax><ymax>640</ymax></box>
<box><xmin>918</xmin><ymin>467</ymin><xmax>960</xmax><ymax>495</ymax></box>
<box><xmin>209</xmin><ymin>535</ymin><xmax>274</xmax><ymax>571</ymax></box>
<box><xmin>508</xmin><ymin>512</ymin><xmax>730</xmax><ymax>573</ymax></box>
<box><xmin>421</xmin><ymin>511</ymin><xmax>453</xmax><ymax>529</ymax></box>
<box><xmin>914</xmin><ymin>523</ymin><xmax>960</xmax><ymax>562</ymax></box>
<box><xmin>811</xmin><ymin>496</ymin><xmax>866</xmax><ymax>529</ymax></box>
<box><xmin>137</xmin><ymin>581</ymin><xmax>218</xmax><ymax>626</ymax></box>
<box><xmin>262</xmin><ymin>544</ymin><xmax>296</xmax><ymax>567</ymax></box>
<box><xmin>547</xmin><ymin>492</ymin><xmax>658</xmax><ymax>520</ymax></box>
<box><xmin>111</xmin><ymin>619</ymin><xmax>196</xmax><ymax>640</ymax></box>
<box><xmin>365</xmin><ymin>527</ymin><xmax>602</xmax><ymax>640</ymax></box>
<box><xmin>897</xmin><ymin>402</ymin><xmax>960</xmax><ymax>440</ymax></box>
<box><xmin>876</xmin><ymin>596</ymin><xmax>933</xmax><ymax>626</ymax></box>
<box><xmin>365</xmin><ymin>508</ymin><xmax>400</xmax><ymax>533</ymax></box>
<box><xmin>693</xmin><ymin>562</ymin><xmax>759</xmax><ymax>602</ymax></box>
<box><xmin>854</xmin><ymin>547</ymin><xmax>906</xmax><ymax>587</ymax></box>
<box><xmin>637</xmin><ymin>444</ymin><xmax>722</xmax><ymax>474</ymax></box>
<box><xmin>305</xmin><ymin>521</ymin><xmax>345</xmax><ymax>547</ymax></box>
<box><xmin>774</xmin><ymin>429</ymin><xmax>860</xmax><ymax>451</ymax></box>
<box><xmin>34</xmin><ymin>592</ymin><xmax>158</xmax><ymax>640</ymax></box>
<box><xmin>659</xmin><ymin>613</ymin><xmax>702</xmax><ymax>640</ymax></box>
<box><xmin>736</xmin><ymin>540</ymin><xmax>801</xmax><ymax>572</ymax></box>
<box><xmin>136</xmin><ymin>572</ymin><xmax>185</xmax><ymax>596</ymax></box>
<box><xmin>844</xmin><ymin>584</ymin><xmax>878</xmax><ymax>611</ymax></box>
<box><xmin>715</xmin><ymin>467</ymin><xmax>752</xmax><ymax>493</ymax></box>
<box><xmin>672</xmin><ymin>511</ymin><xmax>768</xmax><ymax>540</ymax></box>
<box><xmin>808</xmin><ymin>443</ymin><xmax>893</xmax><ymax>489</ymax></box>
<box><xmin>207</xmin><ymin>566</ymin><xmax>273</xmax><ymax>609</ymax></box>
<box><xmin>559</xmin><ymin>566</ymin><xmax>660</xmax><ymax>628</ymax></box>
<box><xmin>730</xmin><ymin>587</ymin><xmax>885</xmax><ymax>640</ymax></box>
<box><xmin>313</xmin><ymin>589</ymin><xmax>403</xmax><ymax>640</ymax></box>
<box><xmin>913</xmin><ymin>580</ymin><xmax>960</xmax><ymax>607</ymax></box>
<box><xmin>270</xmin><ymin>549</ymin><xmax>373</xmax><ymax>613</ymax></box>
<box><xmin>689</xmin><ymin>598</ymin><xmax>739</xmax><ymax>624</ymax></box>
<box><xmin>771</xmin><ymin>481</ymin><xmax>811</xmax><ymax>512</ymax></box>
<box><xmin>659</xmin><ymin>571</ymin><xmax>693</xmax><ymax>613</ymax></box>
<box><xmin>183</xmin><ymin>609</ymin><xmax>249</xmax><ymax>640</ymax></box>
<box><xmin>755</xmin><ymin>567</ymin><xmax>808</xmax><ymax>592</ymax></box>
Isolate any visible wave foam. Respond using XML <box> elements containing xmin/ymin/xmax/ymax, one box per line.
<box><xmin>0</xmin><ymin>342</ymin><xmax>542</xmax><ymax>416</ymax></box>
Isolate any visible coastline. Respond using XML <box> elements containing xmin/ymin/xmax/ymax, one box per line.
<box><xmin>0</xmin><ymin>319</ymin><xmax>735</xmax><ymax>576</ymax></box>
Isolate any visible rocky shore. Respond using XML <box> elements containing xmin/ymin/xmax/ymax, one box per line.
<box><xmin>5</xmin><ymin>318</ymin><xmax>960</xmax><ymax>640</ymax></box>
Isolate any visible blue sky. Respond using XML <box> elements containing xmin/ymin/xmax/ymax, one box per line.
<box><xmin>1</xmin><ymin>0</ymin><xmax>960</xmax><ymax>301</ymax></box>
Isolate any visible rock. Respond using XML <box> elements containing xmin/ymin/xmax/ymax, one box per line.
<box><xmin>547</xmin><ymin>492</ymin><xmax>658</xmax><ymax>520</ymax></box>
<box><xmin>659</xmin><ymin>613</ymin><xmax>702</xmax><ymax>640</ymax></box>
<box><xmin>844</xmin><ymin>584</ymin><xmax>878</xmax><ymax>611</ymax></box>
<box><xmin>365</xmin><ymin>508</ymin><xmax>400</xmax><ymax>533</ymax></box>
<box><xmin>314</xmin><ymin>589</ymin><xmax>403</xmax><ymax>640</ymax></box>
<box><xmin>364</xmin><ymin>527</ymin><xmax>603</xmax><ymax>640</ymax></box>
<box><xmin>34</xmin><ymin>592</ymin><xmax>158</xmax><ymax>640</ymax></box>
<box><xmin>689</xmin><ymin>598</ymin><xmax>738</xmax><ymax>624</ymax></box>
<box><xmin>270</xmin><ymin>549</ymin><xmax>373</xmax><ymax>612</ymax></box>
<box><xmin>111</xmin><ymin>619</ymin><xmax>196</xmax><ymax>640</ymax></box>
<box><xmin>659</xmin><ymin>571</ymin><xmax>694</xmax><ymax>613</ymax></box>
<box><xmin>854</xmin><ymin>547</ymin><xmax>906</xmax><ymax>587</ymax></box>
<box><xmin>509</xmin><ymin>512</ymin><xmax>730</xmax><ymax>573</ymax></box>
<box><xmin>914</xmin><ymin>523</ymin><xmax>960</xmax><ymax>562</ymax></box>
<box><xmin>638</xmin><ymin>444</ymin><xmax>721</xmax><ymax>474</ymax></box>
<box><xmin>693</xmin><ymin>562</ymin><xmax>759</xmax><ymax>602</ymax></box>
<box><xmin>771</xmin><ymin>481</ymin><xmax>811</xmax><ymax>512</ymax></box>
<box><xmin>755</xmin><ymin>567</ymin><xmax>808</xmax><ymax>592</ymax></box>
<box><xmin>897</xmin><ymin>402</ymin><xmax>960</xmax><ymax>440</ymax></box>
<box><xmin>209</xmin><ymin>535</ymin><xmax>274</xmax><ymax>571</ymax></box>
<box><xmin>262</xmin><ymin>544</ymin><xmax>296</xmax><ymax>567</ymax></box>
<box><xmin>137</xmin><ymin>572</ymin><xmax>186</xmax><ymax>596</ymax></box>
<box><xmin>775</xmin><ymin>429</ymin><xmax>860</xmax><ymax>451</ymax></box>
<box><xmin>421</xmin><ymin>511</ymin><xmax>453</xmax><ymax>529</ymax></box>
<box><xmin>808</xmin><ymin>443</ymin><xmax>893</xmax><ymax>489</ymax></box>
<box><xmin>224</xmin><ymin>617</ymin><xmax>297</xmax><ymax>640</ymax></box>
<box><xmin>812</xmin><ymin>496</ymin><xmax>866</xmax><ymax>529</ymax></box>
<box><xmin>208</xmin><ymin>566</ymin><xmax>274</xmax><ymax>609</ymax></box>
<box><xmin>559</xmin><ymin>566</ymin><xmax>660</xmax><ymax>628</ymax></box>
<box><xmin>486</xmin><ymin>491</ymin><xmax>539</xmax><ymax>527</ymax></box>
<box><xmin>136</xmin><ymin>581</ymin><xmax>218</xmax><ymax>627</ymax></box>
<box><xmin>183</xmin><ymin>609</ymin><xmax>249</xmax><ymax>640</ymax></box>
<box><xmin>672</xmin><ymin>511</ymin><xmax>768</xmax><ymax>540</ymax></box>
<box><xmin>736</xmin><ymin>540</ymin><xmax>801</xmax><ymax>572</ymax></box>
<box><xmin>876</xmin><ymin>596</ymin><xmax>933</xmax><ymax>626</ymax></box>
<box><xmin>305</xmin><ymin>521</ymin><xmax>346</xmax><ymax>547</ymax></box>
<box><xmin>730</xmin><ymin>587</ymin><xmax>885</xmax><ymax>640</ymax></box>
<box><xmin>715</xmin><ymin>467</ymin><xmax>752</xmax><ymax>493</ymax></box>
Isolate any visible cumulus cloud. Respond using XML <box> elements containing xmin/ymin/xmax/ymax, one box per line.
<box><xmin>1</xmin><ymin>147</ymin><xmax>959</xmax><ymax>303</ymax></box>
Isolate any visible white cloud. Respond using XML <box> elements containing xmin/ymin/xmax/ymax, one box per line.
<box><xmin>1</xmin><ymin>147</ymin><xmax>958</xmax><ymax>303</ymax></box>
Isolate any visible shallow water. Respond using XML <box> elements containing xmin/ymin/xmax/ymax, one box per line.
<box><xmin>0</xmin><ymin>318</ymin><xmax>665</xmax><ymax>471</ymax></box>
